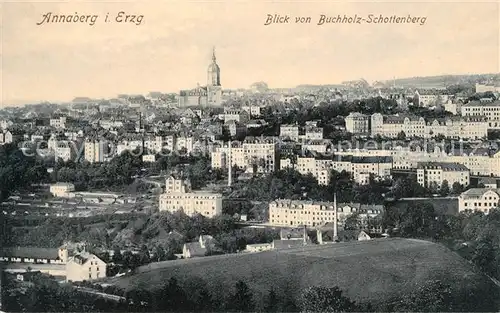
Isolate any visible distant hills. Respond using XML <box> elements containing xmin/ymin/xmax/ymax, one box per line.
<box><xmin>294</xmin><ymin>74</ymin><xmax>500</xmax><ymax>90</ymax></box>
<box><xmin>381</xmin><ymin>73</ymin><xmax>500</xmax><ymax>89</ymax></box>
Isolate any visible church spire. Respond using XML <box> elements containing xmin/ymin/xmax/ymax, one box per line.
<box><xmin>212</xmin><ymin>46</ymin><xmax>217</xmax><ymax>63</ymax></box>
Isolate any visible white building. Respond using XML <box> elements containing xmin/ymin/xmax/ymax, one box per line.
<box><xmin>416</xmin><ymin>162</ymin><xmax>470</xmax><ymax>189</ymax></box>
<box><xmin>295</xmin><ymin>153</ymin><xmax>392</xmax><ymax>186</ymax></box>
<box><xmin>475</xmin><ymin>83</ymin><xmax>500</xmax><ymax>93</ymax></box>
<box><xmin>84</xmin><ymin>139</ymin><xmax>108</xmax><ymax>163</ymax></box>
<box><xmin>142</xmin><ymin>154</ymin><xmax>156</xmax><ymax>162</ymax></box>
<box><xmin>371</xmin><ymin>113</ymin><xmax>488</xmax><ymax>140</ymax></box>
<box><xmin>50</xmin><ymin>182</ymin><xmax>75</xmax><ymax>198</ymax></box>
<box><xmin>159</xmin><ymin>176</ymin><xmax>222</xmax><ymax>218</ymax></box>
<box><xmin>462</xmin><ymin>99</ymin><xmax>500</xmax><ymax>129</ymax></box>
<box><xmin>280</xmin><ymin>124</ymin><xmax>300</xmax><ymax>141</ymax></box>
<box><xmin>66</xmin><ymin>252</ymin><xmax>107</xmax><ymax>282</ymax></box>
<box><xmin>50</xmin><ymin>116</ymin><xmax>67</xmax><ymax>129</ymax></box>
<box><xmin>458</xmin><ymin>188</ymin><xmax>500</xmax><ymax>214</ymax></box>
<box><xmin>345</xmin><ymin>112</ymin><xmax>370</xmax><ymax>135</ymax></box>
<box><xmin>269</xmin><ymin>199</ymin><xmax>383</xmax><ymax>227</ymax></box>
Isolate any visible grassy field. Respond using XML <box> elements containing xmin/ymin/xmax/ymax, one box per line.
<box><xmin>104</xmin><ymin>238</ymin><xmax>496</xmax><ymax>308</ymax></box>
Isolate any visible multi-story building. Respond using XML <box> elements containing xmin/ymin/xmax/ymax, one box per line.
<box><xmin>415</xmin><ymin>90</ymin><xmax>450</xmax><ymax>107</ymax></box>
<box><xmin>462</xmin><ymin>99</ymin><xmax>500</xmax><ymax>129</ymax></box>
<box><xmin>458</xmin><ymin>188</ymin><xmax>500</xmax><ymax>214</ymax></box>
<box><xmin>295</xmin><ymin>153</ymin><xmax>392</xmax><ymax>186</ymax></box>
<box><xmin>221</xmin><ymin>107</ymin><xmax>250</xmax><ymax>124</ymax></box>
<box><xmin>84</xmin><ymin>139</ymin><xmax>108</xmax><ymax>163</ymax></box>
<box><xmin>241</xmin><ymin>105</ymin><xmax>262</xmax><ymax>117</ymax></box>
<box><xmin>159</xmin><ymin>176</ymin><xmax>222</xmax><ymax>218</ymax></box>
<box><xmin>175</xmin><ymin>136</ymin><xmax>194</xmax><ymax>154</ymax></box>
<box><xmin>371</xmin><ymin>113</ymin><xmax>488</xmax><ymax>139</ymax></box>
<box><xmin>345</xmin><ymin>112</ymin><xmax>370</xmax><ymax>135</ymax></box>
<box><xmin>66</xmin><ymin>252</ymin><xmax>107</xmax><ymax>282</ymax></box>
<box><xmin>280</xmin><ymin>124</ymin><xmax>300</xmax><ymax>141</ymax></box>
<box><xmin>475</xmin><ymin>83</ymin><xmax>500</xmax><ymax>93</ymax></box>
<box><xmin>304</xmin><ymin>126</ymin><xmax>323</xmax><ymax>140</ymax></box>
<box><xmin>416</xmin><ymin>162</ymin><xmax>470</xmax><ymax>189</ymax></box>
<box><xmin>225</xmin><ymin>120</ymin><xmax>247</xmax><ymax>137</ymax></box>
<box><xmin>50</xmin><ymin>116</ymin><xmax>67</xmax><ymax>129</ymax></box>
<box><xmin>301</xmin><ymin>139</ymin><xmax>331</xmax><ymax>154</ymax></box>
<box><xmin>55</xmin><ymin>140</ymin><xmax>77</xmax><ymax>162</ymax></box>
<box><xmin>268</xmin><ymin>199</ymin><xmax>383</xmax><ymax>227</ymax></box>
<box><xmin>211</xmin><ymin>137</ymin><xmax>279</xmax><ymax>173</ymax></box>
<box><xmin>242</xmin><ymin>137</ymin><xmax>280</xmax><ymax>173</ymax></box>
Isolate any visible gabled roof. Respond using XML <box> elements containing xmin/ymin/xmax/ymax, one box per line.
<box><xmin>184</xmin><ymin>242</ymin><xmax>207</xmax><ymax>257</ymax></box>
<box><xmin>461</xmin><ymin>188</ymin><xmax>500</xmax><ymax>197</ymax></box>
<box><xmin>0</xmin><ymin>247</ymin><xmax>59</xmax><ymax>259</ymax></box>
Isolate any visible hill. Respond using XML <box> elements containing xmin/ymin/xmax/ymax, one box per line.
<box><xmin>386</xmin><ymin>73</ymin><xmax>500</xmax><ymax>89</ymax></box>
<box><xmin>105</xmin><ymin>238</ymin><xmax>499</xmax><ymax>309</ymax></box>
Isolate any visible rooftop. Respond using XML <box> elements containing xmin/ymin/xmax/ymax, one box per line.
<box><xmin>417</xmin><ymin>162</ymin><xmax>469</xmax><ymax>171</ymax></box>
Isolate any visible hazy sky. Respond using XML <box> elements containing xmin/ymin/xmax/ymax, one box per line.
<box><xmin>1</xmin><ymin>0</ymin><xmax>499</xmax><ymax>105</ymax></box>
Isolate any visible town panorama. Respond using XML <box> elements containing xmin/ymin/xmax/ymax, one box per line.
<box><xmin>1</xmin><ymin>49</ymin><xmax>500</xmax><ymax>312</ymax></box>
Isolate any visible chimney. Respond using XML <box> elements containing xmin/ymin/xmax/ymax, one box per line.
<box><xmin>317</xmin><ymin>229</ymin><xmax>323</xmax><ymax>245</ymax></box>
<box><xmin>228</xmin><ymin>142</ymin><xmax>233</xmax><ymax>187</ymax></box>
<box><xmin>303</xmin><ymin>225</ymin><xmax>307</xmax><ymax>245</ymax></box>
<box><xmin>333</xmin><ymin>192</ymin><xmax>338</xmax><ymax>242</ymax></box>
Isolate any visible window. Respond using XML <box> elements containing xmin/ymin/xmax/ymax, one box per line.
<box><xmin>89</xmin><ymin>267</ymin><xmax>91</xmax><ymax>272</ymax></box>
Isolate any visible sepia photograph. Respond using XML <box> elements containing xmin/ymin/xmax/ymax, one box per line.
<box><xmin>1</xmin><ymin>0</ymin><xmax>500</xmax><ymax>312</ymax></box>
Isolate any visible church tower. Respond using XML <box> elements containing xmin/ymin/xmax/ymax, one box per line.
<box><xmin>207</xmin><ymin>47</ymin><xmax>221</xmax><ymax>87</ymax></box>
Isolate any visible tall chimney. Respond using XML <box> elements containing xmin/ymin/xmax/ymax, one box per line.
<box><xmin>227</xmin><ymin>142</ymin><xmax>233</xmax><ymax>187</ymax></box>
<box><xmin>303</xmin><ymin>225</ymin><xmax>307</xmax><ymax>245</ymax></box>
<box><xmin>333</xmin><ymin>192</ymin><xmax>338</xmax><ymax>242</ymax></box>
<box><xmin>317</xmin><ymin>228</ymin><xmax>323</xmax><ymax>245</ymax></box>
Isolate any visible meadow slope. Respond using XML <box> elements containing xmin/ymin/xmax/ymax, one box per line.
<box><xmin>106</xmin><ymin>238</ymin><xmax>498</xmax><ymax>308</ymax></box>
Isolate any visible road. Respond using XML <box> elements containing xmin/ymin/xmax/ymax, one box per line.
<box><xmin>74</xmin><ymin>286</ymin><xmax>125</xmax><ymax>302</ymax></box>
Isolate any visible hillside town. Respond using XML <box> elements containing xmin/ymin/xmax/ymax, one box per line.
<box><xmin>2</xmin><ymin>47</ymin><xmax>500</xmax><ymax>312</ymax></box>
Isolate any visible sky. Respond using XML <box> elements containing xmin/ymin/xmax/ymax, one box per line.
<box><xmin>1</xmin><ymin>0</ymin><xmax>499</xmax><ymax>105</ymax></box>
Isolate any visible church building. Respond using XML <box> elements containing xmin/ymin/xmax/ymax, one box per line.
<box><xmin>178</xmin><ymin>47</ymin><xmax>223</xmax><ymax>107</ymax></box>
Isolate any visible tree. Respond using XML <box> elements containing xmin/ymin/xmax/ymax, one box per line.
<box><xmin>398</xmin><ymin>203</ymin><xmax>437</xmax><ymax>238</ymax></box>
<box><xmin>227</xmin><ymin>280</ymin><xmax>254</xmax><ymax>312</ymax></box>
<box><xmin>111</xmin><ymin>248</ymin><xmax>123</xmax><ymax>264</ymax></box>
<box><xmin>264</xmin><ymin>288</ymin><xmax>279</xmax><ymax>312</ymax></box>
<box><xmin>397</xmin><ymin>131</ymin><xmax>406</xmax><ymax>140</ymax></box>
<box><xmin>428</xmin><ymin>181</ymin><xmax>439</xmax><ymax>194</ymax></box>
<box><xmin>452</xmin><ymin>182</ymin><xmax>463</xmax><ymax>195</ymax></box>
<box><xmin>344</xmin><ymin>214</ymin><xmax>361</xmax><ymax>230</ymax></box>
<box><xmin>298</xmin><ymin>286</ymin><xmax>357</xmax><ymax>313</ymax></box>
<box><xmin>440</xmin><ymin>180</ymin><xmax>450</xmax><ymax>196</ymax></box>
<box><xmin>393</xmin><ymin>280</ymin><xmax>454</xmax><ymax>312</ymax></box>
<box><xmin>471</xmin><ymin>236</ymin><xmax>498</xmax><ymax>278</ymax></box>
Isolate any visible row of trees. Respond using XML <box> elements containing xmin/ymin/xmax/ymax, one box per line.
<box><xmin>8</xmin><ymin>273</ymin><xmax>488</xmax><ymax>312</ymax></box>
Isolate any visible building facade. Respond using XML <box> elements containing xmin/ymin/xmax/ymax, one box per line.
<box><xmin>371</xmin><ymin>113</ymin><xmax>488</xmax><ymax>139</ymax></box>
<box><xmin>462</xmin><ymin>99</ymin><xmax>500</xmax><ymax>129</ymax></box>
<box><xmin>159</xmin><ymin>176</ymin><xmax>222</xmax><ymax>218</ymax></box>
<box><xmin>416</xmin><ymin>162</ymin><xmax>470</xmax><ymax>189</ymax></box>
<box><xmin>268</xmin><ymin>199</ymin><xmax>383</xmax><ymax>228</ymax></box>
<box><xmin>66</xmin><ymin>252</ymin><xmax>107</xmax><ymax>282</ymax></box>
<box><xmin>345</xmin><ymin>112</ymin><xmax>370</xmax><ymax>135</ymax></box>
<box><xmin>458</xmin><ymin>188</ymin><xmax>500</xmax><ymax>214</ymax></box>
